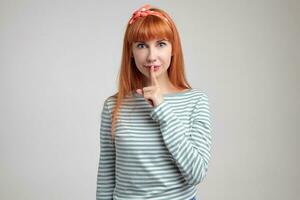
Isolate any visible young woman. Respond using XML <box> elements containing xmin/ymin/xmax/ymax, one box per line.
<box><xmin>97</xmin><ymin>4</ymin><xmax>212</xmax><ymax>200</ymax></box>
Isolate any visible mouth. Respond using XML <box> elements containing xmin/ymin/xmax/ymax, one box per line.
<box><xmin>143</xmin><ymin>65</ymin><xmax>161</xmax><ymax>71</ymax></box>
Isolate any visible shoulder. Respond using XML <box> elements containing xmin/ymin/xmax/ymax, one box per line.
<box><xmin>189</xmin><ymin>88</ymin><xmax>210</xmax><ymax>102</ymax></box>
<box><xmin>190</xmin><ymin>89</ymin><xmax>211</xmax><ymax>118</ymax></box>
<box><xmin>103</xmin><ymin>92</ymin><xmax>118</xmax><ymax>105</ymax></box>
<box><xmin>100</xmin><ymin>93</ymin><xmax>117</xmax><ymax>114</ymax></box>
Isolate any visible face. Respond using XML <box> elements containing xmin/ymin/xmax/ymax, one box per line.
<box><xmin>131</xmin><ymin>38</ymin><xmax>172</xmax><ymax>81</ymax></box>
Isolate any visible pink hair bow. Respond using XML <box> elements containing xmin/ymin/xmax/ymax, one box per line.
<box><xmin>129</xmin><ymin>4</ymin><xmax>169</xmax><ymax>24</ymax></box>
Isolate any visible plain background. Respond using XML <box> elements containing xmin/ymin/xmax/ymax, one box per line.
<box><xmin>1</xmin><ymin>0</ymin><xmax>299</xmax><ymax>199</ymax></box>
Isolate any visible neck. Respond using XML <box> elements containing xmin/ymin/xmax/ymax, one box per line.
<box><xmin>143</xmin><ymin>73</ymin><xmax>178</xmax><ymax>94</ymax></box>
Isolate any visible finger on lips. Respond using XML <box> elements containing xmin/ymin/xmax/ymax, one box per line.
<box><xmin>150</xmin><ymin>65</ymin><xmax>157</xmax><ymax>86</ymax></box>
<box><xmin>136</xmin><ymin>65</ymin><xmax>158</xmax><ymax>107</ymax></box>
<box><xmin>149</xmin><ymin>66</ymin><xmax>153</xmax><ymax>86</ymax></box>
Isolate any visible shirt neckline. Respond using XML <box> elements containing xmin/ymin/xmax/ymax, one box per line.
<box><xmin>132</xmin><ymin>88</ymin><xmax>193</xmax><ymax>98</ymax></box>
<box><xmin>162</xmin><ymin>88</ymin><xmax>193</xmax><ymax>97</ymax></box>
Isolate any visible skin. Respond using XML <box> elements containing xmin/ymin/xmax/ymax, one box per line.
<box><xmin>136</xmin><ymin>65</ymin><xmax>164</xmax><ymax>107</ymax></box>
<box><xmin>132</xmin><ymin>38</ymin><xmax>179</xmax><ymax>107</ymax></box>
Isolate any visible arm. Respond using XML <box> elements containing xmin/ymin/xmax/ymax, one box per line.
<box><xmin>96</xmin><ymin>99</ymin><xmax>116</xmax><ymax>200</ymax></box>
<box><xmin>149</xmin><ymin>93</ymin><xmax>212</xmax><ymax>185</ymax></box>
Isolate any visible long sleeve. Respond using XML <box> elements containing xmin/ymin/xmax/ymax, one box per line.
<box><xmin>96</xmin><ymin>99</ymin><xmax>116</xmax><ymax>200</ymax></box>
<box><xmin>149</xmin><ymin>93</ymin><xmax>212</xmax><ymax>186</ymax></box>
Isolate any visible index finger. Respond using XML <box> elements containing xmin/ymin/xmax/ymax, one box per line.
<box><xmin>150</xmin><ymin>65</ymin><xmax>158</xmax><ymax>86</ymax></box>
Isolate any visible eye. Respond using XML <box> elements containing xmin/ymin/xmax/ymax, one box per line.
<box><xmin>136</xmin><ymin>43</ymin><xmax>146</xmax><ymax>49</ymax></box>
<box><xmin>158</xmin><ymin>42</ymin><xmax>167</xmax><ymax>47</ymax></box>
<box><xmin>135</xmin><ymin>41</ymin><xmax>167</xmax><ymax>49</ymax></box>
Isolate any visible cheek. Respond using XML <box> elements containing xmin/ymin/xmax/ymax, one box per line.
<box><xmin>132</xmin><ymin>55</ymin><xmax>145</xmax><ymax>71</ymax></box>
<box><xmin>133</xmin><ymin>52</ymin><xmax>146</xmax><ymax>64</ymax></box>
<box><xmin>163</xmin><ymin>48</ymin><xmax>172</xmax><ymax>60</ymax></box>
<box><xmin>163</xmin><ymin>52</ymin><xmax>172</xmax><ymax>64</ymax></box>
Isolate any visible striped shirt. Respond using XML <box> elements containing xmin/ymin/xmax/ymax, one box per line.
<box><xmin>96</xmin><ymin>88</ymin><xmax>212</xmax><ymax>200</ymax></box>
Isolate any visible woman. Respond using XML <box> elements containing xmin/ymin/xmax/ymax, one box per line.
<box><xmin>97</xmin><ymin>4</ymin><xmax>212</xmax><ymax>200</ymax></box>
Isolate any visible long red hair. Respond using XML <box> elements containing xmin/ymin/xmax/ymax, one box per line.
<box><xmin>110</xmin><ymin>6</ymin><xmax>191</xmax><ymax>143</ymax></box>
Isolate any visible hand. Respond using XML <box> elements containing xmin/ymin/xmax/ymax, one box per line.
<box><xmin>136</xmin><ymin>66</ymin><xmax>165</xmax><ymax>107</ymax></box>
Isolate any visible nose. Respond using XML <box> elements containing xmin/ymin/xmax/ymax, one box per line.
<box><xmin>146</xmin><ymin>46</ymin><xmax>157</xmax><ymax>63</ymax></box>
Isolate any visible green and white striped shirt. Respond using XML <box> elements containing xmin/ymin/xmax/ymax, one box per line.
<box><xmin>97</xmin><ymin>88</ymin><xmax>212</xmax><ymax>200</ymax></box>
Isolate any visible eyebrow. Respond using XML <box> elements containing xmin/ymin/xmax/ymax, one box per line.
<box><xmin>135</xmin><ymin>39</ymin><xmax>167</xmax><ymax>43</ymax></box>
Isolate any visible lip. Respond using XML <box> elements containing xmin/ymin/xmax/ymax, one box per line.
<box><xmin>144</xmin><ymin>65</ymin><xmax>161</xmax><ymax>69</ymax></box>
<box><xmin>143</xmin><ymin>65</ymin><xmax>160</xmax><ymax>71</ymax></box>
<box><xmin>144</xmin><ymin>65</ymin><xmax>160</xmax><ymax>68</ymax></box>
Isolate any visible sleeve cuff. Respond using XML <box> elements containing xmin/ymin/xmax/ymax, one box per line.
<box><xmin>149</xmin><ymin>100</ymin><xmax>171</xmax><ymax>122</ymax></box>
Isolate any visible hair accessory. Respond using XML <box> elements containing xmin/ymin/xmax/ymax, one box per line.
<box><xmin>129</xmin><ymin>4</ymin><xmax>169</xmax><ymax>25</ymax></box>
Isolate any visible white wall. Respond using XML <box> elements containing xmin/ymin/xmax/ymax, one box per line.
<box><xmin>1</xmin><ymin>0</ymin><xmax>299</xmax><ymax>199</ymax></box>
